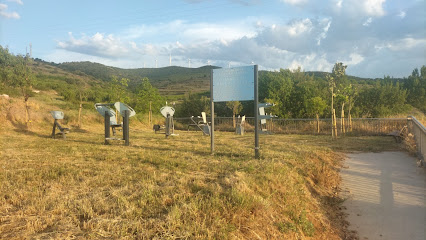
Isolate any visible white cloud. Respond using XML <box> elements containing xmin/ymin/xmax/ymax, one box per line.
<box><xmin>7</xmin><ymin>0</ymin><xmax>23</xmax><ymax>5</ymax></box>
<box><xmin>287</xmin><ymin>18</ymin><xmax>313</xmax><ymax>36</ymax></box>
<box><xmin>57</xmin><ymin>32</ymin><xmax>133</xmax><ymax>58</ymax></box>
<box><xmin>338</xmin><ymin>53</ymin><xmax>365</xmax><ymax>65</ymax></box>
<box><xmin>363</xmin><ymin>17</ymin><xmax>373</xmax><ymax>26</ymax></box>
<box><xmin>0</xmin><ymin>3</ymin><xmax>20</xmax><ymax>19</ymax></box>
<box><xmin>387</xmin><ymin>38</ymin><xmax>426</xmax><ymax>51</ymax></box>
<box><xmin>281</xmin><ymin>0</ymin><xmax>308</xmax><ymax>6</ymax></box>
<box><xmin>289</xmin><ymin>53</ymin><xmax>333</xmax><ymax>72</ymax></box>
<box><xmin>316</xmin><ymin>18</ymin><xmax>332</xmax><ymax>45</ymax></box>
<box><xmin>122</xmin><ymin>20</ymin><xmax>256</xmax><ymax>43</ymax></box>
<box><xmin>336</xmin><ymin>0</ymin><xmax>343</xmax><ymax>9</ymax></box>
<box><xmin>362</xmin><ymin>0</ymin><xmax>386</xmax><ymax>17</ymax></box>
<box><xmin>51</xmin><ymin>0</ymin><xmax>425</xmax><ymax>78</ymax></box>
<box><xmin>331</xmin><ymin>0</ymin><xmax>387</xmax><ymax>18</ymax></box>
<box><xmin>397</xmin><ymin>11</ymin><xmax>406</xmax><ymax>19</ymax></box>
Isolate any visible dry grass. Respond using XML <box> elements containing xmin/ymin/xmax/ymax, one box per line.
<box><xmin>0</xmin><ymin>95</ymin><xmax>404</xmax><ymax>239</ymax></box>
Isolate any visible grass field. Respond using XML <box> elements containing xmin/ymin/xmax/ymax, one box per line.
<box><xmin>0</xmin><ymin>93</ymin><xmax>407</xmax><ymax>239</ymax></box>
<box><xmin>0</xmin><ymin>114</ymin><xmax>404</xmax><ymax>239</ymax></box>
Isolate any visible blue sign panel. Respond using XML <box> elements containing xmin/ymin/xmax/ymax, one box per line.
<box><xmin>212</xmin><ymin>66</ymin><xmax>254</xmax><ymax>102</ymax></box>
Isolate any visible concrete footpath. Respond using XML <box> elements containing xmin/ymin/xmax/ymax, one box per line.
<box><xmin>341</xmin><ymin>152</ymin><xmax>426</xmax><ymax>240</ymax></box>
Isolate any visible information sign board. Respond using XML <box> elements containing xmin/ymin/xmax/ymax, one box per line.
<box><xmin>212</xmin><ymin>66</ymin><xmax>254</xmax><ymax>102</ymax></box>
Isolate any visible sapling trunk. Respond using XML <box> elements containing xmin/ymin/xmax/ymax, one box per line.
<box><xmin>316</xmin><ymin>113</ymin><xmax>320</xmax><ymax>133</ymax></box>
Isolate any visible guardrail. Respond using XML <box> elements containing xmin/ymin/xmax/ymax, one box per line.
<box><xmin>408</xmin><ymin>116</ymin><xmax>426</xmax><ymax>161</ymax></box>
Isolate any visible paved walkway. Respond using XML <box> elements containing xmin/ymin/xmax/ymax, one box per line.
<box><xmin>341</xmin><ymin>152</ymin><xmax>426</xmax><ymax>240</ymax></box>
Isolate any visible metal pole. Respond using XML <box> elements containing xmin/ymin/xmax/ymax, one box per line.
<box><xmin>254</xmin><ymin>65</ymin><xmax>259</xmax><ymax>159</ymax></box>
<box><xmin>165</xmin><ymin>113</ymin><xmax>170</xmax><ymax>138</ymax></box>
<box><xmin>104</xmin><ymin>111</ymin><xmax>110</xmax><ymax>145</ymax></box>
<box><xmin>211</xmin><ymin>69</ymin><xmax>215</xmax><ymax>154</ymax></box>
<box><xmin>52</xmin><ymin>120</ymin><xmax>57</xmax><ymax>138</ymax></box>
<box><xmin>149</xmin><ymin>101</ymin><xmax>152</xmax><ymax>127</ymax></box>
<box><xmin>124</xmin><ymin>110</ymin><xmax>130</xmax><ymax>146</ymax></box>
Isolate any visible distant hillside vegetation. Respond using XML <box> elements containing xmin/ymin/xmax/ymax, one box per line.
<box><xmin>40</xmin><ymin>60</ymin><xmax>220</xmax><ymax>96</ymax></box>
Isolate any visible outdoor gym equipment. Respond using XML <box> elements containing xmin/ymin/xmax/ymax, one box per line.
<box><xmin>95</xmin><ymin>102</ymin><xmax>136</xmax><ymax>145</ymax></box>
<box><xmin>50</xmin><ymin>111</ymin><xmax>69</xmax><ymax>139</ymax></box>
<box><xmin>258</xmin><ymin>103</ymin><xmax>276</xmax><ymax>134</ymax></box>
<box><xmin>236</xmin><ymin>115</ymin><xmax>246</xmax><ymax>135</ymax></box>
<box><xmin>159</xmin><ymin>105</ymin><xmax>177</xmax><ymax>138</ymax></box>
<box><xmin>188</xmin><ymin>112</ymin><xmax>211</xmax><ymax>136</ymax></box>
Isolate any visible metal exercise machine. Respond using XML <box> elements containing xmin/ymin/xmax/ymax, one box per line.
<box><xmin>50</xmin><ymin>111</ymin><xmax>69</xmax><ymax>139</ymax></box>
<box><xmin>95</xmin><ymin>102</ymin><xmax>136</xmax><ymax>145</ymax></box>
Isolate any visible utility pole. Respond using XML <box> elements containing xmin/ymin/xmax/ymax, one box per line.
<box><xmin>29</xmin><ymin>43</ymin><xmax>32</xmax><ymax>58</ymax></box>
<box><xmin>169</xmin><ymin>54</ymin><xmax>171</xmax><ymax>66</ymax></box>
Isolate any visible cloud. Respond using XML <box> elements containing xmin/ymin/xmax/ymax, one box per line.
<box><xmin>397</xmin><ymin>11</ymin><xmax>406</xmax><ymax>19</ymax></box>
<box><xmin>363</xmin><ymin>17</ymin><xmax>373</xmax><ymax>26</ymax></box>
<box><xmin>51</xmin><ymin>0</ymin><xmax>424</xmax><ymax>78</ymax></box>
<box><xmin>183</xmin><ymin>0</ymin><xmax>258</xmax><ymax>5</ymax></box>
<box><xmin>281</xmin><ymin>0</ymin><xmax>308</xmax><ymax>6</ymax></box>
<box><xmin>362</xmin><ymin>0</ymin><xmax>386</xmax><ymax>17</ymax></box>
<box><xmin>57</xmin><ymin>32</ymin><xmax>133</xmax><ymax>59</ymax></box>
<box><xmin>338</xmin><ymin>53</ymin><xmax>365</xmax><ymax>65</ymax></box>
<box><xmin>375</xmin><ymin>37</ymin><xmax>426</xmax><ymax>52</ymax></box>
<box><xmin>0</xmin><ymin>3</ymin><xmax>20</xmax><ymax>19</ymax></box>
<box><xmin>7</xmin><ymin>0</ymin><xmax>23</xmax><ymax>5</ymax></box>
<box><xmin>287</xmin><ymin>18</ymin><xmax>313</xmax><ymax>36</ymax></box>
<box><xmin>330</xmin><ymin>0</ymin><xmax>387</xmax><ymax>18</ymax></box>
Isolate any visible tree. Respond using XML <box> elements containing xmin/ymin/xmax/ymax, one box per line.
<box><xmin>176</xmin><ymin>92</ymin><xmax>210</xmax><ymax>118</ymax></box>
<box><xmin>108</xmin><ymin>76</ymin><xmax>130</xmax><ymax>103</ymax></box>
<box><xmin>77</xmin><ymin>83</ymin><xmax>89</xmax><ymax>128</ymax></box>
<box><xmin>0</xmin><ymin>46</ymin><xmax>13</xmax><ymax>91</ymax></box>
<box><xmin>357</xmin><ymin>80</ymin><xmax>407</xmax><ymax>117</ymax></box>
<box><xmin>11</xmin><ymin>54</ymin><xmax>34</xmax><ymax>126</ymax></box>
<box><xmin>226</xmin><ymin>101</ymin><xmax>243</xmax><ymax>128</ymax></box>
<box><xmin>346</xmin><ymin>84</ymin><xmax>358</xmax><ymax>132</ymax></box>
<box><xmin>133</xmin><ymin>77</ymin><xmax>164</xmax><ymax>115</ymax></box>
<box><xmin>327</xmin><ymin>62</ymin><xmax>347</xmax><ymax>137</ymax></box>
<box><xmin>263</xmin><ymin>69</ymin><xmax>294</xmax><ymax>118</ymax></box>
<box><xmin>405</xmin><ymin>66</ymin><xmax>426</xmax><ymax>113</ymax></box>
<box><xmin>306</xmin><ymin>96</ymin><xmax>327</xmax><ymax>133</ymax></box>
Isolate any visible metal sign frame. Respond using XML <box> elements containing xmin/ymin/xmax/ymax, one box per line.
<box><xmin>211</xmin><ymin>65</ymin><xmax>259</xmax><ymax>159</ymax></box>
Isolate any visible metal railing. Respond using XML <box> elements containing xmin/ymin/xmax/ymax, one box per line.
<box><xmin>174</xmin><ymin>116</ymin><xmax>426</xmax><ymax>161</ymax></box>
<box><xmin>174</xmin><ymin>117</ymin><xmax>408</xmax><ymax>136</ymax></box>
<box><xmin>408</xmin><ymin>116</ymin><xmax>426</xmax><ymax>161</ymax></box>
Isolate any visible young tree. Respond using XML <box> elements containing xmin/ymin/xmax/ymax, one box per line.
<box><xmin>12</xmin><ymin>54</ymin><xmax>34</xmax><ymax>127</ymax></box>
<box><xmin>77</xmin><ymin>87</ymin><xmax>88</xmax><ymax>128</ymax></box>
<box><xmin>306</xmin><ymin>96</ymin><xmax>327</xmax><ymax>133</ymax></box>
<box><xmin>346</xmin><ymin>84</ymin><xmax>358</xmax><ymax>132</ymax></box>
<box><xmin>0</xmin><ymin>46</ymin><xmax>13</xmax><ymax>91</ymax></box>
<box><xmin>134</xmin><ymin>77</ymin><xmax>164</xmax><ymax>115</ymax></box>
<box><xmin>327</xmin><ymin>62</ymin><xmax>347</xmax><ymax>137</ymax></box>
<box><xmin>226</xmin><ymin>101</ymin><xmax>243</xmax><ymax>128</ymax></box>
<box><xmin>108</xmin><ymin>76</ymin><xmax>130</xmax><ymax>103</ymax></box>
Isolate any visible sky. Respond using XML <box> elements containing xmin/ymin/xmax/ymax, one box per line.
<box><xmin>0</xmin><ymin>0</ymin><xmax>425</xmax><ymax>78</ymax></box>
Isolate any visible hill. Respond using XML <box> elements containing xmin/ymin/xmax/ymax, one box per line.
<box><xmin>39</xmin><ymin>60</ymin><xmax>220</xmax><ymax>96</ymax></box>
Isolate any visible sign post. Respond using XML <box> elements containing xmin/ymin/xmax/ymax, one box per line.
<box><xmin>211</xmin><ymin>65</ymin><xmax>259</xmax><ymax>158</ymax></box>
<box><xmin>254</xmin><ymin>65</ymin><xmax>259</xmax><ymax>159</ymax></box>
<box><xmin>210</xmin><ymin>72</ymin><xmax>215</xmax><ymax>154</ymax></box>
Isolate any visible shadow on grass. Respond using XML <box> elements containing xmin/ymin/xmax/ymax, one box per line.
<box><xmin>13</xmin><ymin>128</ymin><xmax>51</xmax><ymax>139</ymax></box>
